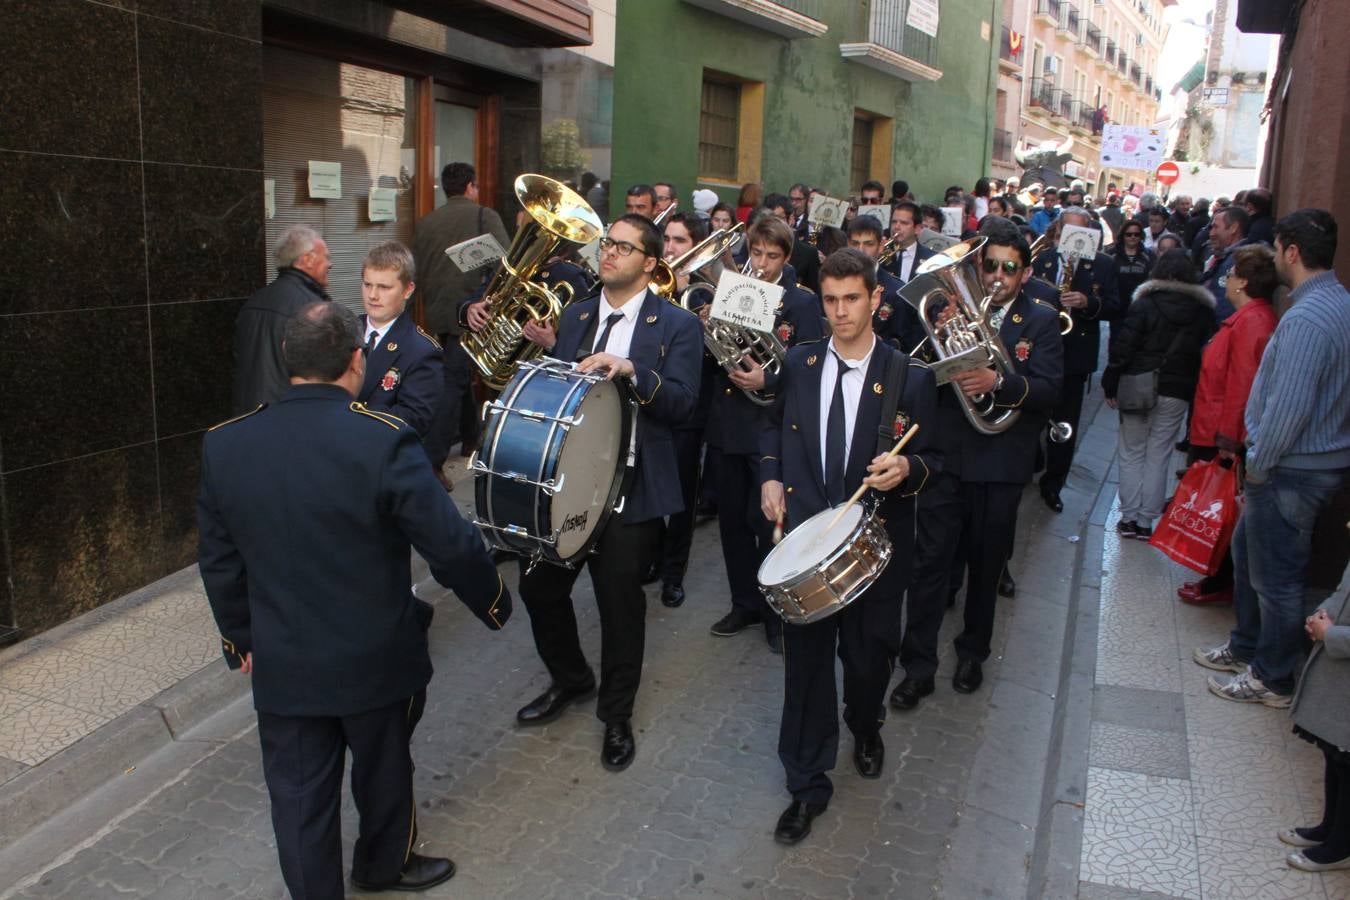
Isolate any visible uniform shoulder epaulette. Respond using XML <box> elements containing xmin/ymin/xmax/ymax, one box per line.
<box><xmin>792</xmin><ymin>337</ymin><xmax>826</xmax><ymax>349</ymax></box>
<box><xmin>349</xmin><ymin>402</ymin><xmax>407</xmax><ymax>431</ymax></box>
<box><xmin>208</xmin><ymin>404</ymin><xmax>264</xmax><ymax>431</ymax></box>
<box><xmin>794</xmin><ymin>283</ymin><xmax>816</xmax><ymax>296</ymax></box>
<box><xmin>907</xmin><ymin>358</ymin><xmax>932</xmax><ymax>369</ymax></box>
<box><xmin>415</xmin><ymin>326</ymin><xmax>442</xmax><ymax>351</ymax></box>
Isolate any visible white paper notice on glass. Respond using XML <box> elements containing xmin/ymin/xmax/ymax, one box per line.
<box><xmin>940</xmin><ymin>207</ymin><xmax>964</xmax><ymax>237</ymax></box>
<box><xmin>264</xmin><ymin>179</ymin><xmax>275</xmax><ymax>220</ymax></box>
<box><xmin>307</xmin><ymin>161</ymin><xmax>342</xmax><ymax>199</ymax></box>
<box><xmin>807</xmin><ymin>194</ymin><xmax>849</xmax><ymax>230</ymax></box>
<box><xmin>1058</xmin><ymin>223</ymin><xmax>1102</xmax><ymax>261</ymax></box>
<box><xmin>906</xmin><ymin>0</ymin><xmax>940</xmax><ymax>37</ymax></box>
<box><xmin>710</xmin><ymin>270</ymin><xmax>783</xmax><ymax>334</ymax></box>
<box><xmin>1098</xmin><ymin>124</ymin><xmax>1166</xmax><ymax>172</ymax></box>
<box><xmin>368</xmin><ymin>188</ymin><xmax>397</xmax><ymax>223</ymax></box>
<box><xmin>858</xmin><ymin>204</ymin><xmax>890</xmax><ymax>228</ymax></box>
<box><xmin>445</xmin><ymin>234</ymin><xmax>507</xmax><ymax>272</ymax></box>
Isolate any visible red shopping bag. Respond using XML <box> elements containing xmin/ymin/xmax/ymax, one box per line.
<box><xmin>1148</xmin><ymin>459</ymin><xmax>1239</xmax><ymax>575</ymax></box>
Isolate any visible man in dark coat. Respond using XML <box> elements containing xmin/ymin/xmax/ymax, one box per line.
<box><xmin>199</xmin><ymin>301</ymin><xmax>510</xmax><ymax>898</ymax></box>
<box><xmin>230</xmin><ymin>224</ymin><xmax>331</xmax><ymax>414</ymax></box>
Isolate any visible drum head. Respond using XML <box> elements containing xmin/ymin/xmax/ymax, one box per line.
<box><xmin>759</xmin><ymin>503</ymin><xmax>864</xmax><ymax>586</ymax></box>
<box><xmin>550</xmin><ymin>378</ymin><xmax>625</xmax><ymax>559</ymax></box>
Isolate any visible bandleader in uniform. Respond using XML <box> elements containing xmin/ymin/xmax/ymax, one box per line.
<box><xmin>198</xmin><ymin>301</ymin><xmax>510</xmax><ymax>898</ymax></box>
<box><xmin>760</xmin><ymin>248</ymin><xmax>939</xmax><ymax>844</ymax></box>
<box><xmin>499</xmin><ymin>213</ymin><xmax>703</xmax><ymax>771</ymax></box>
<box><xmin>890</xmin><ymin>228</ymin><xmax>1064</xmax><ymax>711</ymax></box>
<box><xmin>357</xmin><ymin>241</ymin><xmax>444</xmax><ymax>440</ymax></box>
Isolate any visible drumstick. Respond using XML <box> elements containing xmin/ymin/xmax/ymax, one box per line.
<box><xmin>823</xmin><ymin>424</ymin><xmax>920</xmax><ymax>533</ymax></box>
<box><xmin>772</xmin><ymin>510</ymin><xmax>785</xmax><ymax>544</ymax></box>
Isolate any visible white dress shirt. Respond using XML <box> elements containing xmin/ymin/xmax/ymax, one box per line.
<box><xmin>818</xmin><ymin>335</ymin><xmax>877</xmax><ymax>483</ymax></box>
<box><xmin>896</xmin><ymin>243</ymin><xmax>919</xmax><ymax>282</ymax></box>
<box><xmin>591</xmin><ymin>288</ymin><xmax>645</xmax><ymax>357</ymax></box>
<box><xmin>364</xmin><ymin>315</ymin><xmax>398</xmax><ymax>349</ymax></box>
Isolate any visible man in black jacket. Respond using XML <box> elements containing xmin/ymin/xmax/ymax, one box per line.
<box><xmin>200</xmin><ymin>301</ymin><xmax>509</xmax><ymax>898</ymax></box>
<box><xmin>230</xmin><ymin>224</ymin><xmax>331</xmax><ymax>414</ymax></box>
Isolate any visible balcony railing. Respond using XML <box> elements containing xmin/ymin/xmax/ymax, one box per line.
<box><xmin>1055</xmin><ymin>89</ymin><xmax>1073</xmax><ymax>119</ymax></box>
<box><xmin>1104</xmin><ymin>38</ymin><xmax>1117</xmax><ymax>66</ymax></box>
<box><xmin>1145</xmin><ymin>75</ymin><xmax>1154</xmax><ymax>95</ymax></box>
<box><xmin>1029</xmin><ymin>76</ymin><xmax>1055</xmax><ymax>110</ymax></box>
<box><xmin>1084</xmin><ymin>23</ymin><xmax>1102</xmax><ymax>55</ymax></box>
<box><xmin>1000</xmin><ymin>23</ymin><xmax>1022</xmax><ymax>65</ymax></box>
<box><xmin>839</xmin><ymin>0</ymin><xmax>939</xmax><ymax>82</ymax></box>
<box><xmin>1117</xmin><ymin>52</ymin><xmax>1129</xmax><ymax>75</ymax></box>
<box><xmin>1130</xmin><ymin>63</ymin><xmax>1143</xmax><ymax>87</ymax></box>
<box><xmin>1034</xmin><ymin>0</ymin><xmax>1059</xmax><ymax>24</ymax></box>
<box><xmin>1056</xmin><ymin>6</ymin><xmax>1076</xmax><ymax>35</ymax></box>
<box><xmin>682</xmin><ymin>0</ymin><xmax>828</xmax><ymax>38</ymax></box>
<box><xmin>993</xmin><ymin>128</ymin><xmax>1013</xmax><ymax>163</ymax></box>
<box><xmin>1066</xmin><ymin>7</ymin><xmax>1082</xmax><ymax>37</ymax></box>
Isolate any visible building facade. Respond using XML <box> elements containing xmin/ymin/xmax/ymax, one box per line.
<box><xmin>0</xmin><ymin>0</ymin><xmax>605</xmax><ymax>642</ymax></box>
<box><xmin>611</xmin><ymin>0</ymin><xmax>1001</xmax><ymax>209</ymax></box>
<box><xmin>1002</xmin><ymin>0</ymin><xmax>1170</xmax><ymax>196</ymax></box>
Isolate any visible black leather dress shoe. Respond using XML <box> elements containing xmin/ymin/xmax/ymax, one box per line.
<box><xmin>889</xmin><ymin>675</ymin><xmax>935</xmax><ymax>711</ymax></box>
<box><xmin>774</xmin><ymin>799</ymin><xmax>826</xmax><ymax>845</ymax></box>
<box><xmin>853</xmin><ymin>734</ymin><xmax>884</xmax><ymax>779</ymax></box>
<box><xmin>516</xmin><ymin>681</ymin><xmax>596</xmax><ymax>726</ymax></box>
<box><xmin>353</xmin><ymin>853</ymin><xmax>455</xmax><ymax>892</ymax></box>
<box><xmin>998</xmin><ymin>565</ymin><xmax>1017</xmax><ymax>598</ymax></box>
<box><xmin>601</xmin><ymin>720</ymin><xmax>636</xmax><ymax>771</ymax></box>
<box><xmin>1040</xmin><ymin>487</ymin><xmax>1064</xmax><ymax>513</ymax></box>
<box><xmin>661</xmin><ymin>583</ymin><xmax>685</xmax><ymax>608</ymax></box>
<box><xmin>952</xmin><ymin>659</ymin><xmax>984</xmax><ymax>694</ymax></box>
<box><xmin>710</xmin><ymin>608</ymin><xmax>760</xmax><ymax>636</ymax></box>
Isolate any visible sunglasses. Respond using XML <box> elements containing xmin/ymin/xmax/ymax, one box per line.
<box><xmin>981</xmin><ymin>259</ymin><xmax>1024</xmax><ymax>275</ymax></box>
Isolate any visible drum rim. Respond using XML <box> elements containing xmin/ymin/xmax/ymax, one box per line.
<box><xmin>757</xmin><ymin>502</ymin><xmax>866</xmax><ymax>587</ymax></box>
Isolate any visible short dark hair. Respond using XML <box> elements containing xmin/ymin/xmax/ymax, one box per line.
<box><xmin>891</xmin><ymin>180</ymin><xmax>909</xmax><ymax>199</ymax></box>
<box><xmin>666</xmin><ymin>211</ymin><xmax>708</xmax><ymax>245</ymax></box>
<box><xmin>861</xmin><ymin>179</ymin><xmax>885</xmax><ymax>196</ymax></box>
<box><xmin>1215</xmin><ymin>205</ymin><xmax>1250</xmax><ymax>235</ymax></box>
<box><xmin>1151</xmin><ymin>248</ymin><xmax>1198</xmax><ymax>283</ymax></box>
<box><xmin>615</xmin><ymin>213</ymin><xmax>663</xmax><ymax>259</ymax></box>
<box><xmin>1275</xmin><ymin>208</ymin><xmax>1338</xmax><ymax>270</ymax></box>
<box><xmin>1148</xmin><ymin>206</ymin><xmax>1169</xmax><ymax>221</ymax></box>
<box><xmin>1231</xmin><ymin>244</ymin><xmax>1279</xmax><ymax>299</ymax></box>
<box><xmin>627</xmin><ymin>183</ymin><xmax>656</xmax><ymax>204</ymax></box>
<box><xmin>919</xmin><ymin>203</ymin><xmax>944</xmax><ymax>226</ymax></box>
<box><xmin>846</xmin><ymin>214</ymin><xmax>884</xmax><ymax>242</ymax></box>
<box><xmin>654</xmin><ymin>181</ymin><xmax>676</xmax><ymax>199</ymax></box>
<box><xmin>815</xmin><ymin>226</ymin><xmax>849</xmax><ymax>257</ymax></box>
<box><xmin>1245</xmin><ymin>188</ymin><xmax>1273</xmax><ymax>218</ymax></box>
<box><xmin>763</xmin><ymin>192</ymin><xmax>792</xmax><ymax>215</ymax></box>
<box><xmin>820</xmin><ymin>248</ymin><xmax>878</xmax><ymax>295</ymax></box>
<box><xmin>746</xmin><ymin>215</ymin><xmax>794</xmax><ymax>255</ymax></box>
<box><xmin>441</xmin><ymin>162</ymin><xmax>475</xmax><ymax>198</ymax></box>
<box><xmin>710</xmin><ymin>202</ymin><xmax>735</xmax><ymax>222</ymax></box>
<box><xmin>974</xmin><ymin>177</ymin><xmax>992</xmax><ymax>198</ymax></box>
<box><xmin>789</xmin><ymin>182</ymin><xmax>810</xmax><ymax>197</ymax></box>
<box><xmin>283</xmin><ymin>302</ymin><xmax>360</xmax><ymax>381</ymax></box>
<box><xmin>977</xmin><ymin>215</ymin><xmax>1022</xmax><ymax>243</ymax></box>
<box><xmin>892</xmin><ymin>200</ymin><xmax>921</xmax><ymax>224</ymax></box>
<box><xmin>982</xmin><ymin>226</ymin><xmax>1033</xmax><ymax>268</ymax></box>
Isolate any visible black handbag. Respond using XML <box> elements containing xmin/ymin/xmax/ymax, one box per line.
<box><xmin>1116</xmin><ymin>330</ymin><xmax>1185</xmax><ymax>412</ymax></box>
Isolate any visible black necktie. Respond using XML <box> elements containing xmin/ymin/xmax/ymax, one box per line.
<box><xmin>364</xmin><ymin>330</ymin><xmax>379</xmax><ymax>356</ymax></box>
<box><xmin>826</xmin><ymin>352</ymin><xmax>848</xmax><ymax>505</ymax></box>
<box><xmin>595</xmin><ymin>311</ymin><xmax>625</xmax><ymax>354</ymax></box>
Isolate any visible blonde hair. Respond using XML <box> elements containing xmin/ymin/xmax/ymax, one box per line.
<box><xmin>362</xmin><ymin>241</ymin><xmax>416</xmax><ymax>285</ymax></box>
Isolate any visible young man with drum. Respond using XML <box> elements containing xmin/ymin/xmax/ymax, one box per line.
<box><xmin>759</xmin><ymin>248</ymin><xmax>939</xmax><ymax>845</ymax></box>
<box><xmin>510</xmin><ymin>213</ymin><xmax>703</xmax><ymax>772</ymax></box>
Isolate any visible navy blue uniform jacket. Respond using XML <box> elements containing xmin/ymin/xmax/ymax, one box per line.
<box><xmin>550</xmin><ymin>288</ymin><xmax>703</xmax><ymax>524</ymax></box>
<box><xmin>1031</xmin><ymin>251</ymin><xmax>1120</xmax><ymax>376</ymax></box>
<box><xmin>880</xmin><ymin>241</ymin><xmax>937</xmax><ymax>283</ymax></box>
<box><xmin>873</xmin><ymin>267</ymin><xmax>925</xmax><ymax>353</ymax></box>
<box><xmin>709</xmin><ymin>283</ymin><xmax>827</xmax><ymax>455</ymax></box>
<box><xmin>931</xmin><ymin>291</ymin><xmax>1064</xmax><ymax>482</ymax></box>
<box><xmin>197</xmin><ymin>384</ymin><xmax>509</xmax><ymax>717</ymax></box>
<box><xmin>761</xmin><ymin>343</ymin><xmax>940</xmax><ymax>587</ymax></box>
<box><xmin>358</xmin><ymin>313</ymin><xmax>444</xmax><ymax>438</ymax></box>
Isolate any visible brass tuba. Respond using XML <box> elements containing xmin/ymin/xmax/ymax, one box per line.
<box><xmin>460</xmin><ymin>174</ymin><xmax>603</xmax><ymax>390</ymax></box>
<box><xmin>676</xmin><ymin>225</ymin><xmax>784</xmax><ymax>407</ymax></box>
<box><xmin>899</xmin><ymin>237</ymin><xmax>1020</xmax><ymax>435</ymax></box>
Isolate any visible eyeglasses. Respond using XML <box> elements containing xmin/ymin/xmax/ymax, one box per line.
<box><xmin>655</xmin><ymin>195</ymin><xmax>672</xmax><ymax>203</ymax></box>
<box><xmin>981</xmin><ymin>258</ymin><xmax>1024</xmax><ymax>275</ymax></box>
<box><xmin>598</xmin><ymin>236</ymin><xmax>647</xmax><ymax>258</ymax></box>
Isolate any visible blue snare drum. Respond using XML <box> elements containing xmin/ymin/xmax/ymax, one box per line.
<box><xmin>470</xmin><ymin>359</ymin><xmax>636</xmax><ymax>567</ymax></box>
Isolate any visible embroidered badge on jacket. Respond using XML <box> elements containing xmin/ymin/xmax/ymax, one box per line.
<box><xmin>381</xmin><ymin>368</ymin><xmax>401</xmax><ymax>391</ymax></box>
<box><xmin>776</xmin><ymin>321</ymin><xmax>794</xmax><ymax>343</ymax></box>
<box><xmin>877</xmin><ymin>303</ymin><xmax>893</xmax><ymax>322</ymax></box>
<box><xmin>892</xmin><ymin>410</ymin><xmax>912</xmax><ymax>439</ymax></box>
<box><xmin>1015</xmin><ymin>338</ymin><xmax>1033</xmax><ymax>362</ymax></box>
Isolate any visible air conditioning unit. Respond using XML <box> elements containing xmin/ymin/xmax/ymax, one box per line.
<box><xmin>1046</xmin><ymin>57</ymin><xmax>1060</xmax><ymax>73</ymax></box>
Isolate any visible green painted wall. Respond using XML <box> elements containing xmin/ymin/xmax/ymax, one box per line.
<box><xmin>611</xmin><ymin>0</ymin><xmax>1000</xmax><ymax>215</ymax></box>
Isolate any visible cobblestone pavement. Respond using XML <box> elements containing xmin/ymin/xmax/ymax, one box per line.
<box><xmin>3</xmin><ymin>498</ymin><xmax>1052</xmax><ymax>900</ymax></box>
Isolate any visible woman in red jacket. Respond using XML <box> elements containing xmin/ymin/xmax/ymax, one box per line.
<box><xmin>1180</xmin><ymin>244</ymin><xmax>1280</xmax><ymax>604</ymax></box>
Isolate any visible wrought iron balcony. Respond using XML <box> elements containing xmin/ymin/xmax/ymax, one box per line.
<box><xmin>682</xmin><ymin>0</ymin><xmax>828</xmax><ymax>39</ymax></box>
<box><xmin>1028</xmin><ymin>77</ymin><xmax>1055</xmax><ymax>110</ymax></box>
<box><xmin>1055</xmin><ymin>89</ymin><xmax>1073</xmax><ymax>119</ymax></box>
<box><xmin>1083</xmin><ymin>23</ymin><xmax>1102</xmax><ymax>57</ymax></box>
<box><xmin>1034</xmin><ymin>0</ymin><xmax>1059</xmax><ymax>25</ymax></box>
<box><xmin>1104</xmin><ymin>38</ymin><xmax>1117</xmax><ymax>66</ymax></box>
<box><xmin>839</xmin><ymin>0</ymin><xmax>940</xmax><ymax>83</ymax></box>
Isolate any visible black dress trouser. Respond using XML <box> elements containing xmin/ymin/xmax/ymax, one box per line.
<box><xmin>425</xmin><ymin>337</ymin><xmax>474</xmax><ymax>470</ymax></box>
<box><xmin>657</xmin><ymin>427</ymin><xmax>704</xmax><ymax>588</ymax></box>
<box><xmin>1042</xmin><ymin>371</ymin><xmax>1088</xmax><ymax>492</ymax></box>
<box><xmin>716</xmin><ymin>452</ymin><xmax>780</xmax><ymax>634</ymax></box>
<box><xmin>257</xmin><ymin>690</ymin><xmax>426</xmax><ymax>900</ymax></box>
<box><xmin>519</xmin><ymin>517</ymin><xmax>661</xmax><ymax>723</ymax></box>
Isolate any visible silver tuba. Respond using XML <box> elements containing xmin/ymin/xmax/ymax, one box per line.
<box><xmin>677</xmin><ymin>225</ymin><xmax>785</xmax><ymax>407</ymax></box>
<box><xmin>898</xmin><ymin>237</ymin><xmax>1021</xmax><ymax>435</ymax></box>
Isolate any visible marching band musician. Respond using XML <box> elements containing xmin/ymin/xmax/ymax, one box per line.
<box><xmin>845</xmin><ymin>215</ymin><xmax>924</xmax><ymax>352</ymax></box>
<box><xmin>890</xmin><ymin>227</ymin><xmax>1064</xmax><ymax>712</ymax></box>
<box><xmin>880</xmin><ymin>201</ymin><xmax>937</xmax><ymax>285</ymax></box>
<box><xmin>759</xmin><ymin>248</ymin><xmax>939</xmax><ymax>845</ymax></box>
<box><xmin>503</xmin><ymin>214</ymin><xmax>703</xmax><ymax>772</ymax></box>
<box><xmin>1031</xmin><ymin>207</ymin><xmax>1121</xmax><ymax>513</ymax></box>
<box><xmin>706</xmin><ymin>216</ymin><xmax>826</xmax><ymax>652</ymax></box>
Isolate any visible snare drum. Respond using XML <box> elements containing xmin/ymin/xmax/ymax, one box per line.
<box><xmin>471</xmin><ymin>359</ymin><xmax>635</xmax><ymax>567</ymax></box>
<box><xmin>757</xmin><ymin>503</ymin><xmax>893</xmax><ymax>625</ymax></box>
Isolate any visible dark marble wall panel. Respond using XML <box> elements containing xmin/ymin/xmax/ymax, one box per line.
<box><xmin>144</xmin><ymin>164</ymin><xmax>265</xmax><ymax>304</ymax></box>
<box><xmin>138</xmin><ymin>16</ymin><xmax>263</xmax><ymax>168</ymax></box>
<box><xmin>5</xmin><ymin>444</ymin><xmax>165</xmax><ymax>635</ymax></box>
<box><xmin>0</xmin><ymin>154</ymin><xmax>147</xmax><ymax>316</ymax></box>
<box><xmin>0</xmin><ymin>307</ymin><xmax>155</xmax><ymax>472</ymax></box>
<box><xmin>0</xmin><ymin>1</ymin><xmax>140</xmax><ymax>159</ymax></box>
<box><xmin>136</xmin><ymin>0</ymin><xmax>262</xmax><ymax>40</ymax></box>
<box><xmin>151</xmin><ymin>298</ymin><xmax>244</xmax><ymax>438</ymax></box>
<box><xmin>156</xmin><ymin>430</ymin><xmax>205</xmax><ymax>567</ymax></box>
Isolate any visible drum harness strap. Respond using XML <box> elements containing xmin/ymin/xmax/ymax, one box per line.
<box><xmin>874</xmin><ymin>346</ymin><xmax>910</xmax><ymax>459</ymax></box>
